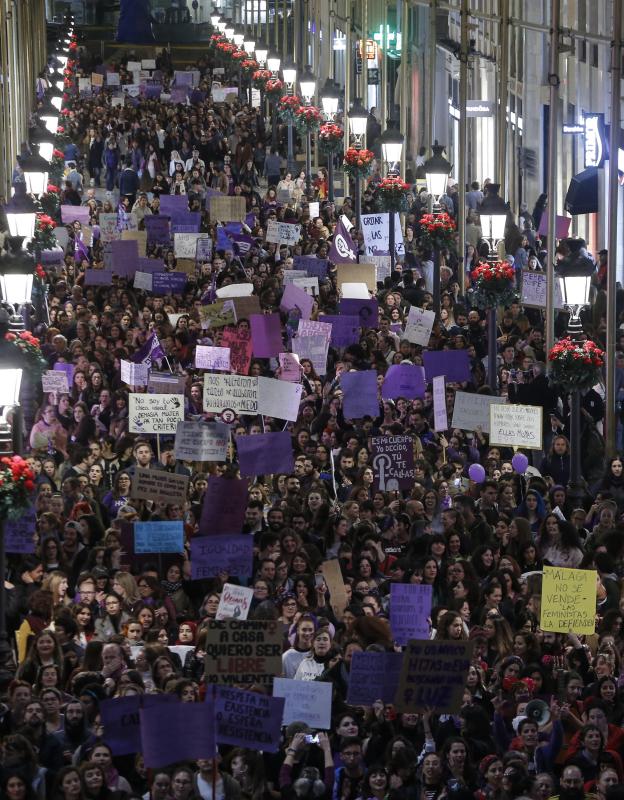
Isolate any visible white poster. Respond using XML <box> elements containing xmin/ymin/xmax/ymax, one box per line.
<box><xmin>174</xmin><ymin>232</ymin><xmax>203</xmax><ymax>259</ymax></box>
<box><xmin>174</xmin><ymin>420</ymin><xmax>230</xmax><ymax>462</ymax></box>
<box><xmin>361</xmin><ymin>213</ymin><xmax>405</xmax><ymax>257</ymax></box>
<box><xmin>121</xmin><ymin>360</ymin><xmax>149</xmax><ymax>386</ymax></box>
<box><xmin>134</xmin><ymin>271</ymin><xmax>153</xmax><ymax>291</ymax></box>
<box><xmin>273</xmin><ymin>678</ymin><xmax>333</xmax><ymax>729</ymax></box>
<box><xmin>257</xmin><ymin>376</ymin><xmax>303</xmax><ymax>421</ymax></box>
<box><xmin>521</xmin><ymin>271</ymin><xmax>564</xmax><ymax>309</ymax></box>
<box><xmin>42</xmin><ymin>371</ymin><xmax>69</xmax><ymax>394</ymax></box>
<box><xmin>202</xmin><ymin>375</ymin><xmax>303</xmax><ymax>421</ymax></box>
<box><xmin>195</xmin><ymin>345</ymin><xmax>231</xmax><ymax>371</ymax></box>
<box><xmin>215</xmin><ymin>583</ymin><xmax>254</xmax><ymax>620</ymax></box>
<box><xmin>128</xmin><ymin>394</ymin><xmax>185</xmax><ymax>434</ymax></box>
<box><xmin>292</xmin><ymin>334</ymin><xmax>330</xmax><ymax>376</ymax></box>
<box><xmin>451</xmin><ymin>391</ymin><xmax>506</xmax><ymax>434</ymax></box>
<box><xmin>403</xmin><ymin>307</ymin><xmax>435</xmax><ymax>346</ymax></box>
<box><xmin>266</xmin><ymin>220</ymin><xmax>302</xmax><ymax>245</ymax></box>
<box><xmin>292</xmin><ymin>276</ymin><xmax>319</xmax><ymax>296</ymax></box>
<box><xmin>432</xmin><ymin>375</ymin><xmax>448</xmax><ymax>432</ymax></box>
<box><xmin>489</xmin><ymin>403</ymin><xmax>543</xmax><ymax>450</ymax></box>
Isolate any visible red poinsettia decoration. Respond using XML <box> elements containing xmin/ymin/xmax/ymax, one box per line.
<box><xmin>56</xmin><ymin>126</ymin><xmax>65</xmax><ymax>134</ymax></box>
<box><xmin>294</xmin><ymin>105</ymin><xmax>323</xmax><ymax>132</ymax></box>
<box><xmin>265</xmin><ymin>78</ymin><xmax>283</xmax><ymax>95</ymax></box>
<box><xmin>252</xmin><ymin>69</ymin><xmax>272</xmax><ymax>87</ymax></box>
<box><xmin>0</xmin><ymin>456</ymin><xmax>36</xmax><ymax>518</ymax></box>
<box><xmin>241</xmin><ymin>58</ymin><xmax>259</xmax><ymax>73</ymax></box>
<box><xmin>35</xmin><ymin>263</ymin><xmax>46</xmax><ymax>280</ymax></box>
<box><xmin>46</xmin><ymin>184</ymin><xmax>59</xmax><ymax>194</ymax></box>
<box><xmin>232</xmin><ymin>49</ymin><xmax>247</xmax><ymax>61</ymax></box>
<box><xmin>549</xmin><ymin>337</ymin><xmax>605</xmax><ymax>391</ymax></box>
<box><xmin>52</xmin><ymin>148</ymin><xmax>65</xmax><ymax>160</ymax></box>
<box><xmin>343</xmin><ymin>147</ymin><xmax>375</xmax><ymax>178</ymax></box>
<box><xmin>4</xmin><ymin>331</ymin><xmax>47</xmax><ymax>381</ymax></box>
<box><xmin>37</xmin><ymin>214</ymin><xmax>57</xmax><ymax>231</ymax></box>
<box><xmin>279</xmin><ymin>94</ymin><xmax>301</xmax><ymax>110</ymax></box>
<box><xmin>471</xmin><ymin>260</ymin><xmax>515</xmax><ymax>284</ymax></box>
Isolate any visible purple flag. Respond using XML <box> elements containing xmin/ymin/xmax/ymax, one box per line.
<box><xmin>390</xmin><ymin>583</ymin><xmax>433</xmax><ymax>644</ymax></box>
<box><xmin>339</xmin><ymin>298</ymin><xmax>378</xmax><ymax>328</ymax></box>
<box><xmin>152</xmin><ymin>272</ymin><xmax>187</xmax><ymax>295</ymax></box>
<box><xmin>145</xmin><ymin>215</ymin><xmax>171</xmax><ymax>245</ymax></box>
<box><xmin>236</xmin><ymin>431</ymin><xmax>294</xmax><ymax>476</ymax></box>
<box><xmin>215</xmin><ymin>687</ymin><xmax>284</xmax><ymax>752</ymax></box>
<box><xmin>346</xmin><ymin>652</ymin><xmax>404</xmax><ymax>706</ymax></box>
<box><xmin>280</xmin><ymin>284</ymin><xmax>314</xmax><ymax>320</ymax></box>
<box><xmin>250</xmin><ymin>314</ymin><xmax>283</xmax><ymax>357</ymax></box>
<box><xmin>199</xmin><ymin>476</ymin><xmax>249</xmax><ymax>536</ymax></box>
<box><xmin>101</xmin><ymin>695</ymin><xmax>176</xmax><ymax>756</ymax></box>
<box><xmin>228</xmin><ymin>232</ymin><xmax>256</xmax><ymax>255</ymax></box>
<box><xmin>190</xmin><ymin>535</ymin><xmax>253</xmax><ymax>579</ymax></box>
<box><xmin>423</xmin><ymin>349</ymin><xmax>472</xmax><ymax>383</ymax></box>
<box><xmin>130</xmin><ymin>332</ymin><xmax>166</xmax><ymax>365</ymax></box>
<box><xmin>381</xmin><ymin>364</ymin><xmax>426</xmax><ymax>400</ymax></box>
<box><xmin>328</xmin><ymin>218</ymin><xmax>357</xmax><ymax>263</ymax></box>
<box><xmin>341</xmin><ymin>370</ymin><xmax>379</xmax><ymax>419</ymax></box>
<box><xmin>321</xmin><ymin>315</ymin><xmax>360</xmax><ymax>347</ymax></box>
<box><xmin>140</xmin><ymin>702</ymin><xmax>215</xmax><ymax>767</ymax></box>
<box><xmin>5</xmin><ymin>505</ymin><xmax>36</xmax><ymax>553</ymax></box>
<box><xmin>110</xmin><ymin>239</ymin><xmax>140</xmax><ymax>277</ymax></box>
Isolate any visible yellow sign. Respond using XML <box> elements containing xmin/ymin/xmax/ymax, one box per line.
<box><xmin>540</xmin><ymin>566</ymin><xmax>596</xmax><ymax>635</ymax></box>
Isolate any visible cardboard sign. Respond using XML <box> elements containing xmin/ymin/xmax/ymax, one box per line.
<box><xmin>390</xmin><ymin>584</ymin><xmax>433</xmax><ymax>644</ymax></box>
<box><xmin>336</xmin><ymin>263</ymin><xmax>377</xmax><ymax>293</ymax></box>
<box><xmin>320</xmin><ymin>559</ymin><xmax>348</xmax><ymax>617</ymax></box>
<box><xmin>423</xmin><ymin>350</ymin><xmax>472</xmax><ymax>383</ymax></box>
<box><xmin>278</xmin><ymin>352</ymin><xmax>302</xmax><ymax>382</ymax></box>
<box><xmin>145</xmin><ymin>215</ymin><xmax>171</xmax><ymax>246</ymax></box>
<box><xmin>214</xmin><ymin>687</ymin><xmax>284</xmax><ymax>752</ymax></box>
<box><xmin>128</xmin><ymin>393</ymin><xmax>185</xmax><ymax>434</ymax></box>
<box><xmin>381</xmin><ymin>364</ymin><xmax>426</xmax><ymax>400</ymax></box>
<box><xmin>232</xmin><ymin>295</ymin><xmax>262</xmax><ymax>320</ymax></box>
<box><xmin>451</xmin><ymin>391</ymin><xmax>506</xmax><ymax>434</ymax></box>
<box><xmin>199</xmin><ymin>300</ymin><xmax>236</xmax><ymax>330</ymax></box>
<box><xmin>121</xmin><ymin>229</ymin><xmax>147</xmax><ymax>256</ymax></box>
<box><xmin>42</xmin><ymin>370</ymin><xmax>69</xmax><ymax>394</ymax></box>
<box><xmin>273</xmin><ymin>678</ymin><xmax>332</xmax><ymax>729</ymax></box>
<box><xmin>148</xmin><ymin>372</ymin><xmax>187</xmax><ymax>395</ymax></box>
<box><xmin>236</xmin><ymin>431</ymin><xmax>294</xmax><ymax>476</ymax></box>
<box><xmin>291</xmin><ymin>334</ymin><xmax>330</xmax><ymax>376</ymax></box>
<box><xmin>403</xmin><ymin>307</ymin><xmax>436</xmax><ymax>346</ymax></box>
<box><xmin>190</xmin><ymin>535</ymin><xmax>253</xmax><ymax>579</ymax></box>
<box><xmin>199</xmin><ymin>476</ymin><xmax>248</xmax><ymax>537</ymax></box>
<box><xmin>489</xmin><ymin>402</ymin><xmax>543</xmax><ymax>450</ymax></box>
<box><xmin>99</xmin><ymin>213</ymin><xmax>121</xmax><ymax>242</ymax></box>
<box><xmin>395</xmin><ymin>640</ymin><xmax>473</xmax><ymax>713</ymax></box>
<box><xmin>133</xmin><ymin>272</ymin><xmax>152</xmax><ymax>292</ymax></box>
<box><xmin>209</xmin><ymin>195</ymin><xmax>247</xmax><ymax>222</ymax></box>
<box><xmin>204</xmin><ymin>620</ymin><xmax>283</xmax><ymax>685</ymax></box>
<box><xmin>84</xmin><ymin>268</ymin><xmax>113</xmax><ymax>286</ymax></box>
<box><xmin>370</xmin><ymin>435</ymin><xmax>416</xmax><ymax>491</ymax></box>
<box><xmin>215</xmin><ymin>583</ymin><xmax>254</xmax><ymax>620</ymax></box>
<box><xmin>61</xmin><ymin>205</ymin><xmax>90</xmax><ymax>225</ymax></box>
<box><xmin>134</xmin><ymin>521</ymin><xmax>184</xmax><ymax>553</ymax></box>
<box><xmin>540</xmin><ymin>566</ymin><xmax>597</xmax><ymax>634</ymax></box>
<box><xmin>346</xmin><ymin>652</ymin><xmax>404</xmax><ymax>706</ymax></box>
<box><xmin>196</xmin><ymin>345</ymin><xmax>231</xmax><ymax>371</ymax></box>
<box><xmin>152</xmin><ymin>272</ymin><xmax>187</xmax><ymax>295</ymax></box>
<box><xmin>91</xmin><ymin>72</ymin><xmax>104</xmax><ymax>87</ymax></box>
<box><xmin>174</xmin><ymin>420</ymin><xmax>229</xmax><ymax>462</ymax></box>
<box><xmin>131</xmin><ymin>466</ymin><xmax>189</xmax><ymax>505</ymax></box>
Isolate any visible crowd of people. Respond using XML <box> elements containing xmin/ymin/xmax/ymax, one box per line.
<box><xmin>3</xmin><ymin>32</ymin><xmax>624</xmax><ymax>800</ymax></box>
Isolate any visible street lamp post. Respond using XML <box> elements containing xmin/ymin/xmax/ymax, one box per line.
<box><xmin>479</xmin><ymin>184</ymin><xmax>509</xmax><ymax>394</ymax></box>
<box><xmin>282</xmin><ymin>60</ymin><xmax>297</xmax><ymax>176</ymax></box>
<box><xmin>348</xmin><ymin>98</ymin><xmax>368</xmax><ymax>229</ymax></box>
<box><xmin>320</xmin><ymin>78</ymin><xmax>341</xmax><ymax>203</ymax></box>
<box><xmin>556</xmin><ymin>244</ymin><xmax>595</xmax><ymax>506</ymax></box>
<box><xmin>266</xmin><ymin>49</ymin><xmax>281</xmax><ymax>150</ymax></box>
<box><xmin>380</xmin><ymin>121</ymin><xmax>405</xmax><ymax>272</ymax></box>
<box><xmin>424</xmin><ymin>142</ymin><xmax>453</xmax><ymax>318</ymax></box>
<box><xmin>299</xmin><ymin>66</ymin><xmax>317</xmax><ymax>199</ymax></box>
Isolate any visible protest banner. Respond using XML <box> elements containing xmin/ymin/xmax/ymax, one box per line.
<box><xmin>294</xmin><ymin>275</ymin><xmax>322</xmax><ymax>293</ymax></box>
<box><xmin>451</xmin><ymin>391</ymin><xmax>506</xmax><ymax>434</ymax></box>
<box><xmin>195</xmin><ymin>345</ymin><xmax>231</xmax><ymax>371</ymax></box>
<box><xmin>5</xmin><ymin>505</ymin><xmax>36</xmax><ymax>554</ymax></box>
<box><xmin>137</xmin><ymin>257</ymin><xmax>165</xmax><ymax>274</ymax></box>
<box><xmin>341</xmin><ymin>370</ymin><xmax>379</xmax><ymax>418</ymax></box>
<box><xmin>131</xmin><ymin>467</ymin><xmax>189</xmax><ymax>506</ymax></box>
<box><xmin>250</xmin><ymin>314</ymin><xmax>283</xmax><ymax>358</ymax></box>
<box><xmin>221</xmin><ymin>327</ymin><xmax>253</xmax><ymax>374</ymax></box>
<box><xmin>134</xmin><ymin>521</ymin><xmax>184</xmax><ymax>554</ymax></box>
<box><xmin>390</xmin><ymin>584</ymin><xmax>433</xmax><ymax>644</ymax></box>
<box><xmin>101</xmin><ymin>694</ymin><xmax>176</xmax><ymax>755</ymax></box>
<box><xmin>336</xmin><ymin>263</ymin><xmax>377</xmax><ymax>293</ymax></box>
<box><xmin>273</xmin><ymin>678</ymin><xmax>333</xmax><ymax>729</ymax></box>
<box><xmin>265</xmin><ymin>220</ymin><xmax>301</xmax><ymax>245</ymax></box>
<box><xmin>381</xmin><ymin>364</ymin><xmax>426</xmax><ymax>400</ymax></box>
<box><xmin>61</xmin><ymin>205</ymin><xmax>90</xmax><ymax>225</ymax></box>
<box><xmin>99</xmin><ymin>213</ymin><xmax>121</xmax><ymax>242</ymax></box>
<box><xmin>370</xmin><ymin>435</ymin><xmax>416</xmax><ymax>491</ymax></box>
<box><xmin>339</xmin><ymin>297</ymin><xmax>379</xmax><ymax>328</ymax></box>
<box><xmin>214</xmin><ymin>687</ymin><xmax>284</xmax><ymax>752</ymax></box>
<box><xmin>42</xmin><ymin>370</ymin><xmax>69</xmax><ymax>394</ymax></box>
<box><xmin>174</xmin><ymin>420</ymin><xmax>229</xmax><ymax>462</ymax></box>
<box><xmin>128</xmin><ymin>393</ymin><xmax>184</xmax><ymax>434</ymax></box>
<box><xmin>521</xmin><ymin>270</ymin><xmax>564</xmax><ymax>309</ymax></box>
<box><xmin>110</xmin><ymin>239</ymin><xmax>140</xmax><ymax>277</ymax></box>
<box><xmin>140</xmin><ymin>703</ymin><xmax>215</xmax><ymax>768</ymax></box>
<box><xmin>54</xmin><ymin>362</ymin><xmax>75</xmax><ymax>385</ymax></box>
<box><xmin>423</xmin><ymin>350</ymin><xmax>472</xmax><ymax>383</ymax></box>
<box><xmin>232</xmin><ymin>295</ymin><xmax>262</xmax><ymax>320</ymax></box>
<box><xmin>217</xmin><ymin>283</ymin><xmax>254</xmax><ymax>299</ymax></box>
<box><xmin>203</xmin><ymin>374</ymin><xmax>258</xmax><ymax>415</ymax></box>
<box><xmin>320</xmin><ymin>559</ymin><xmax>348</xmax><ymax>617</ymax></box>
<box><xmin>292</xmin><ymin>334</ymin><xmax>330</xmax><ymax>376</ymax></box>
<box><xmin>215</xmin><ymin>583</ymin><xmax>254</xmax><ymax>620</ymax></box>
<box><xmin>293</xmin><ymin>255</ymin><xmax>328</xmax><ymax>279</ymax></box>
<box><xmin>196</xmin><ymin>236</ymin><xmax>213</xmax><ymax>262</ymax></box>
<box><xmin>120</xmin><ymin>360</ymin><xmax>149</xmax><ymax>386</ymax></box>
<box><xmin>403</xmin><ymin>307</ymin><xmax>436</xmax><ymax>346</ymax></box>
<box><xmin>190</xmin><ymin>536</ymin><xmax>253</xmax><ymax>579</ymax></box>
<box><xmin>204</xmin><ymin>619</ymin><xmax>283</xmax><ymax>684</ymax></box>
<box><xmin>489</xmin><ymin>403</ymin><xmax>543</xmax><ymax>450</ymax></box>
<box><xmin>199</xmin><ymin>476</ymin><xmax>248</xmax><ymax>536</ymax></box>
<box><xmin>432</xmin><ymin>375</ymin><xmax>448</xmax><ymax>432</ymax></box>
<box><xmin>540</xmin><ymin>565</ymin><xmax>596</xmax><ymax>634</ymax></box>
<box><xmin>361</xmin><ymin>213</ymin><xmax>405</xmax><ymax>257</ymax></box>
<box><xmin>133</xmin><ymin>272</ymin><xmax>152</xmax><ymax>292</ymax></box>
<box><xmin>395</xmin><ymin>640</ymin><xmax>473</xmax><ymax>713</ymax></box>
<box><xmin>346</xmin><ymin>652</ymin><xmax>404</xmax><ymax>706</ymax></box>
<box><xmin>151</xmin><ymin>272</ymin><xmax>187</xmax><ymax>295</ymax></box>
<box><xmin>199</xmin><ymin>300</ymin><xmax>236</xmax><ymax>329</ymax></box>
<box><xmin>236</xmin><ymin>431</ymin><xmax>294</xmax><ymax>476</ymax></box>
<box><xmin>209</xmin><ymin>195</ymin><xmax>247</xmax><ymax>222</ymax></box>
<box><xmin>341</xmin><ymin>282</ymin><xmax>370</xmax><ymax>299</ymax></box>
<box><xmin>173</xmin><ymin>232</ymin><xmax>203</xmax><ymax>259</ymax></box>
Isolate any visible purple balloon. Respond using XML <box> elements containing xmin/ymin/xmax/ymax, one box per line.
<box><xmin>468</xmin><ymin>463</ymin><xmax>486</xmax><ymax>483</ymax></box>
<box><xmin>512</xmin><ymin>453</ymin><xmax>529</xmax><ymax>474</ymax></box>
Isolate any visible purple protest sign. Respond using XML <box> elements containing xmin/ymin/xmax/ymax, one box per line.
<box><xmin>280</xmin><ymin>284</ymin><xmax>314</xmax><ymax>319</ymax></box>
<box><xmin>370</xmin><ymin>435</ymin><xmax>416</xmax><ymax>491</ymax></box>
<box><xmin>236</xmin><ymin>431</ymin><xmax>294</xmax><ymax>476</ymax></box>
<box><xmin>140</xmin><ymin>702</ymin><xmax>215</xmax><ymax>767</ymax></box>
<box><xmin>190</xmin><ymin>535</ymin><xmax>253</xmax><ymax>579</ymax></box>
<box><xmin>151</xmin><ymin>272</ymin><xmax>187</xmax><ymax>295</ymax></box>
<box><xmin>101</xmin><ymin>694</ymin><xmax>176</xmax><ymax>755</ymax></box>
<box><xmin>137</xmin><ymin>257</ymin><xmax>165</xmax><ymax>273</ymax></box>
<box><xmin>54</xmin><ymin>362</ymin><xmax>75</xmax><ymax>386</ymax></box>
<box><xmin>171</xmin><ymin>212</ymin><xmax>201</xmax><ymax>233</ymax></box>
<box><xmin>199</xmin><ymin>476</ymin><xmax>249</xmax><ymax>536</ymax></box>
<box><xmin>159</xmin><ymin>195</ymin><xmax>190</xmax><ymax>221</ymax></box>
<box><xmin>423</xmin><ymin>350</ymin><xmax>472</xmax><ymax>383</ymax></box>
<box><xmin>293</xmin><ymin>255</ymin><xmax>329</xmax><ymax>279</ymax></box>
<box><xmin>390</xmin><ymin>583</ymin><xmax>433</xmax><ymax>644</ymax></box>
<box><xmin>84</xmin><ymin>268</ymin><xmax>113</xmax><ymax>286</ymax></box>
<box><xmin>110</xmin><ymin>239</ymin><xmax>140</xmax><ymax>277</ymax></box>
<box><xmin>321</xmin><ymin>315</ymin><xmax>360</xmax><ymax>347</ymax></box>
<box><xmin>61</xmin><ymin>205</ymin><xmax>90</xmax><ymax>224</ymax></box>
<box><xmin>538</xmin><ymin>213</ymin><xmax>571</xmax><ymax>240</ymax></box>
<box><xmin>144</xmin><ymin>215</ymin><xmax>171</xmax><ymax>245</ymax></box>
<box><xmin>190</xmin><ymin>89</ymin><xmax>207</xmax><ymax>104</ymax></box>
<box><xmin>250</xmin><ymin>314</ymin><xmax>283</xmax><ymax>358</ymax></box>
<box><xmin>215</xmin><ymin>687</ymin><xmax>284</xmax><ymax>752</ymax></box>
<box><xmin>341</xmin><ymin>370</ymin><xmax>379</xmax><ymax>419</ymax></box>
<box><xmin>339</xmin><ymin>298</ymin><xmax>378</xmax><ymax>328</ymax></box>
<box><xmin>169</xmin><ymin>87</ymin><xmax>188</xmax><ymax>104</ymax></box>
<box><xmin>346</xmin><ymin>652</ymin><xmax>404</xmax><ymax>706</ymax></box>
<box><xmin>5</xmin><ymin>505</ymin><xmax>36</xmax><ymax>553</ymax></box>
<box><xmin>142</xmin><ymin>84</ymin><xmax>163</xmax><ymax>99</ymax></box>
<box><xmin>381</xmin><ymin>364</ymin><xmax>426</xmax><ymax>400</ymax></box>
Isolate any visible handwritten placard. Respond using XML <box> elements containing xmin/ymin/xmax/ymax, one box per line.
<box><xmin>215</xmin><ymin>583</ymin><xmax>254</xmax><ymax>620</ymax></box>
<box><xmin>540</xmin><ymin>566</ymin><xmax>596</xmax><ymax>634</ymax></box>
<box><xmin>134</xmin><ymin>521</ymin><xmax>184</xmax><ymax>553</ymax></box>
<box><xmin>451</xmin><ymin>391</ymin><xmax>506</xmax><ymax>434</ymax></box>
<box><xmin>128</xmin><ymin>394</ymin><xmax>185</xmax><ymax>434</ymax></box>
<box><xmin>390</xmin><ymin>584</ymin><xmax>432</xmax><ymax>644</ymax></box>
<box><xmin>395</xmin><ymin>640</ymin><xmax>473</xmax><ymax>714</ymax></box>
<box><xmin>489</xmin><ymin>402</ymin><xmax>543</xmax><ymax>450</ymax></box>
<box><xmin>174</xmin><ymin>420</ymin><xmax>229</xmax><ymax>462</ymax></box>
<box><xmin>131</xmin><ymin>467</ymin><xmax>189</xmax><ymax>505</ymax></box>
<box><xmin>204</xmin><ymin>620</ymin><xmax>283</xmax><ymax>685</ymax></box>
<box><xmin>195</xmin><ymin>345</ymin><xmax>231</xmax><ymax>371</ymax></box>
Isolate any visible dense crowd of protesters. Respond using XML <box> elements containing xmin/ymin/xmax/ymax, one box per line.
<box><xmin>3</xmin><ymin>37</ymin><xmax>624</xmax><ymax>800</ymax></box>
